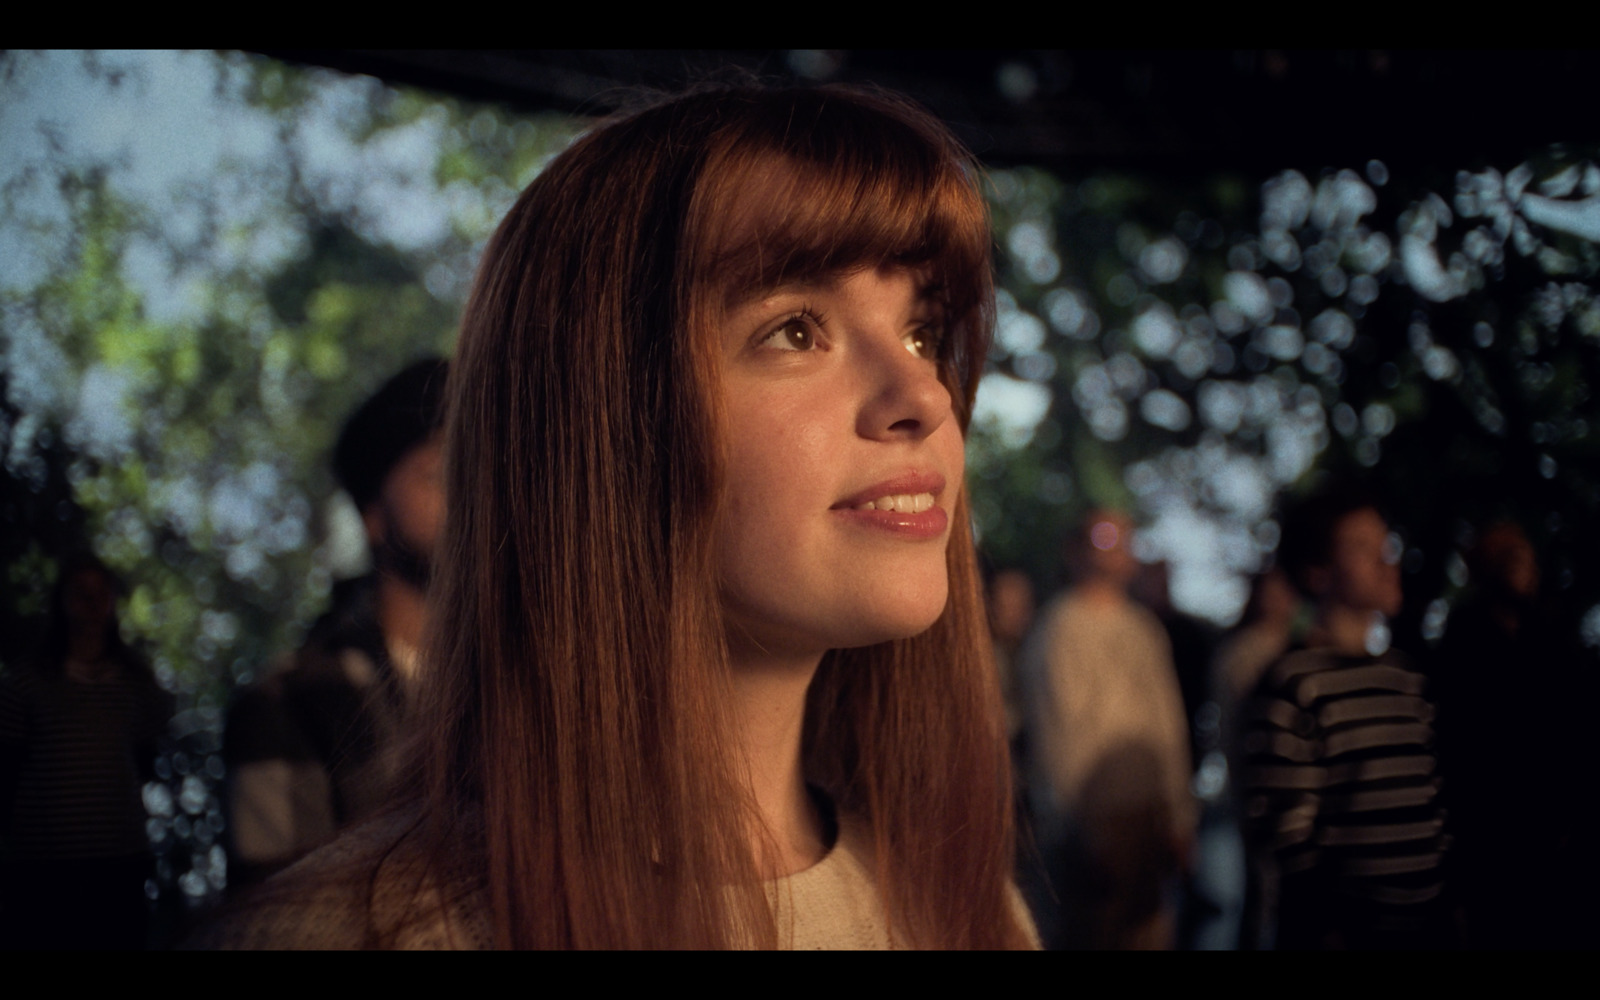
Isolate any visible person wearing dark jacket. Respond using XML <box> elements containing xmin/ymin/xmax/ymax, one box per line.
<box><xmin>223</xmin><ymin>358</ymin><xmax>446</xmax><ymax>886</ymax></box>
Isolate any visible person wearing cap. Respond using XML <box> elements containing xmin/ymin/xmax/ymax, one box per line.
<box><xmin>222</xmin><ymin>358</ymin><xmax>447</xmax><ymax>887</ymax></box>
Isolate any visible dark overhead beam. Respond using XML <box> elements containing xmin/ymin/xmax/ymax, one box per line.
<box><xmin>252</xmin><ymin>50</ymin><xmax>1595</xmax><ymax>179</ymax></box>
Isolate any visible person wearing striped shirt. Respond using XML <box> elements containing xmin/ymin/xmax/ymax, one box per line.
<box><xmin>1241</xmin><ymin>489</ymin><xmax>1453</xmax><ymax>949</ymax></box>
<box><xmin>0</xmin><ymin>555</ymin><xmax>173</xmax><ymax>948</ymax></box>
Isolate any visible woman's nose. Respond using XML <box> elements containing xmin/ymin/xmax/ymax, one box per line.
<box><xmin>855</xmin><ymin>336</ymin><xmax>953</xmax><ymax>441</ymax></box>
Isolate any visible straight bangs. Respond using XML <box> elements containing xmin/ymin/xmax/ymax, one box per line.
<box><xmin>684</xmin><ymin>88</ymin><xmax>994</xmax><ymax>424</ymax></box>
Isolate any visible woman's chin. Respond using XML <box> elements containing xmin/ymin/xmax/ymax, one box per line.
<box><xmin>723</xmin><ymin>594</ymin><xmax>948</xmax><ymax>665</ymax></box>
<box><xmin>829</xmin><ymin>599</ymin><xmax>950</xmax><ymax>651</ymax></box>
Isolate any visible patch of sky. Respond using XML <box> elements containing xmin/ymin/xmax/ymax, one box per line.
<box><xmin>1301</xmin><ymin>342</ymin><xmax>1334</xmax><ymax>376</ymax></box>
<box><xmin>1125</xmin><ymin>458</ymin><xmax>1162</xmax><ymax>498</ymax></box>
<box><xmin>1423</xmin><ymin>345</ymin><xmax>1459</xmax><ymax>381</ymax></box>
<box><xmin>1309</xmin><ymin>308</ymin><xmax>1356</xmax><ymax>350</ymax></box>
<box><xmin>1224</xmin><ymin>271</ymin><xmax>1273</xmax><ymax>324</ymax></box>
<box><xmin>1520</xmin><ymin>188</ymin><xmax>1600</xmax><ymax>244</ymax></box>
<box><xmin>1262</xmin><ymin>230</ymin><xmax>1300</xmax><ymax>270</ymax></box>
<box><xmin>1421</xmin><ymin>597</ymin><xmax>1451</xmax><ymax>643</ymax></box>
<box><xmin>208</xmin><ymin>476</ymin><xmax>264</xmax><ymax>545</ymax></box>
<box><xmin>1136</xmin><ymin>494</ymin><xmax>1251</xmax><ymax>624</ymax></box>
<box><xmin>1137</xmin><ymin>236</ymin><xmax>1187</xmax><ymax>284</ymax></box>
<box><xmin>1197</xmin><ymin>380</ymin><xmax>1245</xmax><ymax>435</ymax></box>
<box><xmin>1400</xmin><ymin>223</ymin><xmax>1471</xmax><ymax>303</ymax></box>
<box><xmin>2</xmin><ymin>311</ymin><xmax>69</xmax><ymax>417</ymax></box>
<box><xmin>1258</xmin><ymin>324</ymin><xmax>1304</xmax><ymax>363</ymax></box>
<box><xmin>995</xmin><ymin>302</ymin><xmax>1047</xmax><ymax>355</ymax></box>
<box><xmin>159</xmin><ymin>474</ymin><xmax>206</xmax><ymax>537</ymax></box>
<box><xmin>1261</xmin><ymin>170</ymin><xmax>1313</xmax><ymax>232</ymax></box>
<box><xmin>64</xmin><ymin>365</ymin><xmax>135</xmax><ymax>461</ymax></box>
<box><xmin>1131</xmin><ymin>302</ymin><xmax>1182</xmax><ymax>360</ymax></box>
<box><xmin>1087</xmin><ymin>397</ymin><xmax>1129</xmax><ymax>442</ymax></box>
<box><xmin>1350</xmin><ymin>231</ymin><xmax>1393</xmax><ymax>275</ymax></box>
<box><xmin>1105</xmin><ymin>353</ymin><xmax>1148</xmax><ymax>398</ymax></box>
<box><xmin>1345</xmin><ymin>274</ymin><xmax>1379</xmax><ymax>308</ymax></box>
<box><xmin>1310</xmin><ymin>169</ymin><xmax>1377</xmax><ymax>232</ymax></box>
<box><xmin>972</xmin><ymin>372</ymin><xmax>1053</xmax><ymax>451</ymax></box>
<box><xmin>1140</xmin><ymin>389</ymin><xmax>1191</xmax><ymax>432</ymax></box>
<box><xmin>1208</xmin><ymin>452</ymin><xmax>1272</xmax><ymax>520</ymax></box>
<box><xmin>1015</xmin><ymin>352</ymin><xmax>1057</xmax><ymax>382</ymax></box>
<box><xmin>1581</xmin><ymin>604</ymin><xmax>1600</xmax><ymax>649</ymax></box>
<box><xmin>1245</xmin><ymin>376</ymin><xmax>1283</xmax><ymax>425</ymax></box>
<box><xmin>1042</xmin><ymin>287</ymin><xmax>1100</xmax><ymax>340</ymax></box>
<box><xmin>1008</xmin><ymin>219</ymin><xmax>1061</xmax><ymax>284</ymax></box>
<box><xmin>1</xmin><ymin>52</ymin><xmax>316</xmax><ymax>321</ymax></box>
<box><xmin>1173</xmin><ymin>340</ymin><xmax>1212</xmax><ymax>382</ymax></box>
<box><xmin>1267</xmin><ymin>414</ymin><xmax>1320</xmax><ymax>484</ymax></box>
<box><xmin>1209</xmin><ymin>300</ymin><xmax>1247</xmax><ymax>336</ymax></box>
<box><xmin>1361</xmin><ymin>402</ymin><xmax>1396</xmax><ymax>438</ymax></box>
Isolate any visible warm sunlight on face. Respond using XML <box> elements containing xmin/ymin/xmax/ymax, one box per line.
<box><xmin>713</xmin><ymin>267</ymin><xmax>964</xmax><ymax>665</ymax></box>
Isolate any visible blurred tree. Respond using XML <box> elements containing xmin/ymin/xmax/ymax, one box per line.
<box><xmin>0</xmin><ymin>50</ymin><xmax>582</xmax><ymax>916</ymax></box>
<box><xmin>971</xmin><ymin>152</ymin><xmax>1600</xmax><ymax>657</ymax></box>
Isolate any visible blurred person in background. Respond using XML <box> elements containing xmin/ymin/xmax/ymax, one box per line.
<box><xmin>1133</xmin><ymin>559</ymin><xmax>1218</xmax><ymax>778</ymax></box>
<box><xmin>1213</xmin><ymin>566</ymin><xmax>1305</xmax><ymax>759</ymax></box>
<box><xmin>222</xmin><ymin>358</ymin><xmax>447</xmax><ymax>887</ymax></box>
<box><xmin>1213</xmin><ymin>564</ymin><xmax>1305</xmax><ymax>950</ymax></box>
<box><xmin>0</xmin><ymin>554</ymin><xmax>173</xmax><ymax>949</ymax></box>
<box><xmin>985</xmin><ymin>564</ymin><xmax>1036</xmax><ymax>743</ymax></box>
<box><xmin>1241</xmin><ymin>486</ymin><xmax>1452</xmax><ymax>949</ymax></box>
<box><xmin>1021</xmin><ymin>509</ymin><xmax>1194</xmax><ymax>949</ymax></box>
<box><xmin>1433</xmin><ymin>520</ymin><xmax>1587</xmax><ymax>948</ymax></box>
<box><xmin>985</xmin><ymin>563</ymin><xmax>1040</xmax><ymax>894</ymax></box>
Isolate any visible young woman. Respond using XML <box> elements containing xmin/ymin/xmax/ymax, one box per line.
<box><xmin>217</xmin><ymin>83</ymin><xmax>1034</xmax><ymax>949</ymax></box>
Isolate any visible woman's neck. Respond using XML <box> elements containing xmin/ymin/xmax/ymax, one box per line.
<box><xmin>727</xmin><ymin>646</ymin><xmax>827</xmax><ymax>879</ymax></box>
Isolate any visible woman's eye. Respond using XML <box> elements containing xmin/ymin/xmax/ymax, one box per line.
<box><xmin>765</xmin><ymin>317</ymin><xmax>816</xmax><ymax>351</ymax></box>
<box><xmin>903</xmin><ymin>325</ymin><xmax>944</xmax><ymax>360</ymax></box>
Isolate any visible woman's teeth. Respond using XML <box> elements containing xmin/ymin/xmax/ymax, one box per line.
<box><xmin>855</xmin><ymin>493</ymin><xmax>935</xmax><ymax>513</ymax></box>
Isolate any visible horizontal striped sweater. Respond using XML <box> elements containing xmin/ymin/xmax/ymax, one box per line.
<box><xmin>0</xmin><ymin>660</ymin><xmax>172</xmax><ymax>860</ymax></box>
<box><xmin>1242</xmin><ymin>647</ymin><xmax>1448</xmax><ymax>916</ymax></box>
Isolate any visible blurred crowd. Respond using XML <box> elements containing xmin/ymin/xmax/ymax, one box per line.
<box><xmin>1</xmin><ymin>359</ymin><xmax>447</xmax><ymax>949</ymax></box>
<box><xmin>1002</xmin><ymin>489</ymin><xmax>1600</xmax><ymax>950</ymax></box>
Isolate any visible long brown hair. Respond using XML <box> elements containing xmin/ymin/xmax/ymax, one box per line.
<box><xmin>414</xmin><ymin>84</ymin><xmax>1026</xmax><ymax>948</ymax></box>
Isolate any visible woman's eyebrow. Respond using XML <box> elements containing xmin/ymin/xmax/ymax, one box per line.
<box><xmin>720</xmin><ymin>270</ymin><xmax>944</xmax><ymax>313</ymax></box>
<box><xmin>721</xmin><ymin>279</ymin><xmax>826</xmax><ymax>312</ymax></box>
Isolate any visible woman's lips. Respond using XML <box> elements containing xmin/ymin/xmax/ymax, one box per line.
<box><xmin>833</xmin><ymin>504</ymin><xmax>949</xmax><ymax>539</ymax></box>
<box><xmin>832</xmin><ymin>472</ymin><xmax>946</xmax><ymax>511</ymax></box>
<box><xmin>831</xmin><ymin>473</ymin><xmax>949</xmax><ymax>539</ymax></box>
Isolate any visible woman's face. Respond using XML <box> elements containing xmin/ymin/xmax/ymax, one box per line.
<box><xmin>713</xmin><ymin>265</ymin><xmax>965</xmax><ymax>665</ymax></box>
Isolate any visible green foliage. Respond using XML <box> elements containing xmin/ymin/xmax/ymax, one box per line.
<box><xmin>972</xmin><ymin>152</ymin><xmax>1600</xmax><ymax>638</ymax></box>
<box><xmin>0</xmin><ymin>50</ymin><xmax>583</xmax><ymax>910</ymax></box>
